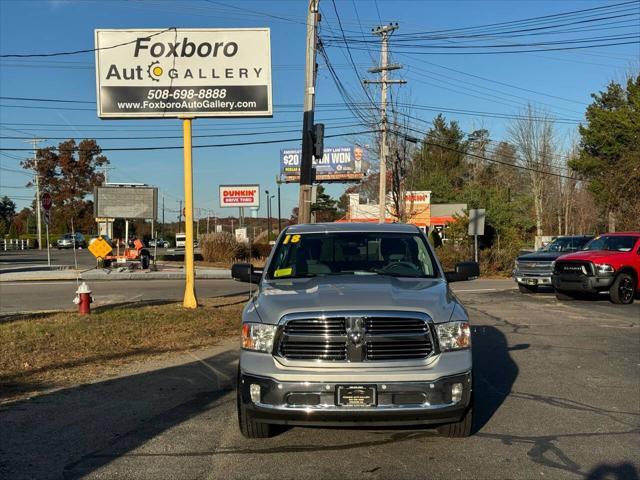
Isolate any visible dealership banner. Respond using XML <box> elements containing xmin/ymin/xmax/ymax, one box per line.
<box><xmin>219</xmin><ymin>185</ymin><xmax>260</xmax><ymax>208</ymax></box>
<box><xmin>95</xmin><ymin>28</ymin><xmax>272</xmax><ymax>118</ymax></box>
<box><xmin>280</xmin><ymin>146</ymin><xmax>365</xmax><ymax>183</ymax></box>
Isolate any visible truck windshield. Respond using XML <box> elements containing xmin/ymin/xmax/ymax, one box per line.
<box><xmin>267</xmin><ymin>232</ymin><xmax>439</xmax><ymax>279</ymax></box>
<box><xmin>584</xmin><ymin>235</ymin><xmax>638</xmax><ymax>252</ymax></box>
<box><xmin>541</xmin><ymin>237</ymin><xmax>590</xmax><ymax>252</ymax></box>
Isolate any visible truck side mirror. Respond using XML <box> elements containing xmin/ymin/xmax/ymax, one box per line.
<box><xmin>445</xmin><ymin>261</ymin><xmax>480</xmax><ymax>282</ymax></box>
<box><xmin>232</xmin><ymin>263</ymin><xmax>262</xmax><ymax>284</ymax></box>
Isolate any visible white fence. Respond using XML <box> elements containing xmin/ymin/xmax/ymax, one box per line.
<box><xmin>1</xmin><ymin>239</ymin><xmax>31</xmax><ymax>250</ymax></box>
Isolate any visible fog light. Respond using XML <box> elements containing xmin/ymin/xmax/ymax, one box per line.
<box><xmin>249</xmin><ymin>384</ymin><xmax>261</xmax><ymax>403</ymax></box>
<box><xmin>451</xmin><ymin>383</ymin><xmax>463</xmax><ymax>403</ymax></box>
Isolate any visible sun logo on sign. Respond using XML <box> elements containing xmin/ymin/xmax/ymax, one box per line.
<box><xmin>147</xmin><ymin>61</ymin><xmax>163</xmax><ymax>82</ymax></box>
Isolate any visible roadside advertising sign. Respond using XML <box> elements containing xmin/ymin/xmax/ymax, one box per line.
<box><xmin>94</xmin><ymin>186</ymin><xmax>158</xmax><ymax>220</ymax></box>
<box><xmin>219</xmin><ymin>185</ymin><xmax>260</xmax><ymax>208</ymax></box>
<box><xmin>95</xmin><ymin>28</ymin><xmax>272</xmax><ymax>118</ymax></box>
<box><xmin>41</xmin><ymin>192</ymin><xmax>52</xmax><ymax>211</ymax></box>
<box><xmin>280</xmin><ymin>146</ymin><xmax>366</xmax><ymax>183</ymax></box>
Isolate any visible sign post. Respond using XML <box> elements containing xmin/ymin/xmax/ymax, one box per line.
<box><xmin>95</xmin><ymin>28</ymin><xmax>272</xmax><ymax>309</ymax></box>
<box><xmin>41</xmin><ymin>192</ymin><xmax>52</xmax><ymax>267</ymax></box>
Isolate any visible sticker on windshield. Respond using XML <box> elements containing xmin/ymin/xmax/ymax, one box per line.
<box><xmin>274</xmin><ymin>267</ymin><xmax>293</xmax><ymax>278</ymax></box>
<box><xmin>290</xmin><ymin>234</ymin><xmax>301</xmax><ymax>243</ymax></box>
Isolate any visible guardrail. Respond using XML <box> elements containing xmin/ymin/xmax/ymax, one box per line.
<box><xmin>1</xmin><ymin>239</ymin><xmax>31</xmax><ymax>251</ymax></box>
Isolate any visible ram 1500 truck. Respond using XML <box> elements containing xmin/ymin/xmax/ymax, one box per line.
<box><xmin>552</xmin><ymin>232</ymin><xmax>640</xmax><ymax>304</ymax></box>
<box><xmin>513</xmin><ymin>235</ymin><xmax>593</xmax><ymax>293</ymax></box>
<box><xmin>232</xmin><ymin>223</ymin><xmax>479</xmax><ymax>438</ymax></box>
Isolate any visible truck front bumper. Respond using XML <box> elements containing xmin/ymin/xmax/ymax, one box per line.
<box><xmin>238</xmin><ymin>350</ymin><xmax>472</xmax><ymax>426</ymax></box>
<box><xmin>552</xmin><ymin>273</ymin><xmax>614</xmax><ymax>293</ymax></box>
<box><xmin>514</xmin><ymin>273</ymin><xmax>553</xmax><ymax>286</ymax></box>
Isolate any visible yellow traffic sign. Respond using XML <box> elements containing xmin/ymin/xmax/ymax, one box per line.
<box><xmin>88</xmin><ymin>237</ymin><xmax>112</xmax><ymax>259</ymax></box>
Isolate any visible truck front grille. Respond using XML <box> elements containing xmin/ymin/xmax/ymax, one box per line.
<box><xmin>277</xmin><ymin>312</ymin><xmax>434</xmax><ymax>362</ymax></box>
<box><xmin>554</xmin><ymin>261</ymin><xmax>594</xmax><ymax>276</ymax></box>
<box><xmin>516</xmin><ymin>261</ymin><xmax>554</xmax><ymax>274</ymax></box>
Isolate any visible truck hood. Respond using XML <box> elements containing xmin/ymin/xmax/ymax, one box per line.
<box><xmin>517</xmin><ymin>251</ymin><xmax>564</xmax><ymax>262</ymax></box>
<box><xmin>557</xmin><ymin>250</ymin><xmax>624</xmax><ymax>263</ymax></box>
<box><xmin>253</xmin><ymin>275</ymin><xmax>458</xmax><ymax>324</ymax></box>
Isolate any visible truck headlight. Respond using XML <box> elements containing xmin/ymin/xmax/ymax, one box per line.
<box><xmin>436</xmin><ymin>321</ymin><xmax>471</xmax><ymax>351</ymax></box>
<box><xmin>242</xmin><ymin>323</ymin><xmax>277</xmax><ymax>353</ymax></box>
<box><xmin>595</xmin><ymin>263</ymin><xmax>615</xmax><ymax>274</ymax></box>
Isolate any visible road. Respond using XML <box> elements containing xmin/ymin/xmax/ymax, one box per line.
<box><xmin>1</xmin><ymin>284</ymin><xmax>638</xmax><ymax>479</ymax></box>
<box><xmin>0</xmin><ymin>278</ymin><xmax>250</xmax><ymax>314</ymax></box>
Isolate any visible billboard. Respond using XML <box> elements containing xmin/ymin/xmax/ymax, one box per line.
<box><xmin>95</xmin><ymin>28</ymin><xmax>272</xmax><ymax>118</ymax></box>
<box><xmin>280</xmin><ymin>146</ymin><xmax>366</xmax><ymax>183</ymax></box>
<box><xmin>219</xmin><ymin>184</ymin><xmax>260</xmax><ymax>208</ymax></box>
<box><xmin>94</xmin><ymin>186</ymin><xmax>157</xmax><ymax>219</ymax></box>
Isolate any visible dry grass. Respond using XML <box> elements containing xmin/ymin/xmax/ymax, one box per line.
<box><xmin>0</xmin><ymin>296</ymin><xmax>247</xmax><ymax>402</ymax></box>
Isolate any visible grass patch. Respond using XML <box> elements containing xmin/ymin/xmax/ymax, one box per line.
<box><xmin>0</xmin><ymin>296</ymin><xmax>247</xmax><ymax>402</ymax></box>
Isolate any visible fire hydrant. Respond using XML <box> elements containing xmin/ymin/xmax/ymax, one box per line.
<box><xmin>73</xmin><ymin>282</ymin><xmax>93</xmax><ymax>315</ymax></box>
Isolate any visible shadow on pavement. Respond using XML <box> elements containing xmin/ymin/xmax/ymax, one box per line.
<box><xmin>586</xmin><ymin>462</ymin><xmax>639</xmax><ymax>480</ymax></box>
<box><xmin>0</xmin><ymin>348</ymin><xmax>238</xmax><ymax>480</ymax></box>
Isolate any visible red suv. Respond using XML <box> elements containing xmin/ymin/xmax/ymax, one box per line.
<box><xmin>552</xmin><ymin>232</ymin><xmax>640</xmax><ymax>304</ymax></box>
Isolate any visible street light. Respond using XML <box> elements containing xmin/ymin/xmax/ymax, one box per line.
<box><xmin>265</xmin><ymin>190</ymin><xmax>271</xmax><ymax>242</ymax></box>
<box><xmin>276</xmin><ymin>175</ymin><xmax>283</xmax><ymax>233</ymax></box>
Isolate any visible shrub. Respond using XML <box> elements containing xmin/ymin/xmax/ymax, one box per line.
<box><xmin>200</xmin><ymin>232</ymin><xmax>240</xmax><ymax>263</ymax></box>
<box><xmin>251</xmin><ymin>242</ymin><xmax>272</xmax><ymax>259</ymax></box>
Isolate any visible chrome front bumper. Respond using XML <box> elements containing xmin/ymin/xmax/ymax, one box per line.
<box><xmin>238</xmin><ymin>371</ymin><xmax>472</xmax><ymax>426</ymax></box>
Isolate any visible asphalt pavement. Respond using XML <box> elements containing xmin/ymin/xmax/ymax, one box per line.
<box><xmin>0</xmin><ymin>247</ymin><xmax>103</xmax><ymax>271</ymax></box>
<box><xmin>1</xmin><ymin>284</ymin><xmax>638</xmax><ymax>480</ymax></box>
<box><xmin>0</xmin><ymin>278</ymin><xmax>251</xmax><ymax>315</ymax></box>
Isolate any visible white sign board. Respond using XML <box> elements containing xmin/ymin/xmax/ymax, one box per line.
<box><xmin>95</xmin><ymin>28</ymin><xmax>272</xmax><ymax>118</ymax></box>
<box><xmin>219</xmin><ymin>184</ymin><xmax>260</xmax><ymax>208</ymax></box>
<box><xmin>94</xmin><ymin>186</ymin><xmax>158</xmax><ymax>219</ymax></box>
<box><xmin>235</xmin><ymin>227</ymin><xmax>248</xmax><ymax>243</ymax></box>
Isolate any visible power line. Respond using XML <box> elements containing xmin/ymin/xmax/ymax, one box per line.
<box><xmin>0</xmin><ymin>27</ymin><xmax>176</xmax><ymax>58</ymax></box>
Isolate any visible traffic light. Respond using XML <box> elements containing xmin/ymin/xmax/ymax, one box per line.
<box><xmin>312</xmin><ymin>123</ymin><xmax>324</xmax><ymax>159</ymax></box>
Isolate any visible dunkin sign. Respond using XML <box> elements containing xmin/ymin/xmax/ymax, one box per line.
<box><xmin>219</xmin><ymin>185</ymin><xmax>260</xmax><ymax>208</ymax></box>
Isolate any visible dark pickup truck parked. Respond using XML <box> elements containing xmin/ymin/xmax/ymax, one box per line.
<box><xmin>553</xmin><ymin>232</ymin><xmax>640</xmax><ymax>304</ymax></box>
<box><xmin>513</xmin><ymin>235</ymin><xmax>593</xmax><ymax>293</ymax></box>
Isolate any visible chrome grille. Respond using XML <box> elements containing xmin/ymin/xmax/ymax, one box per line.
<box><xmin>277</xmin><ymin>312</ymin><xmax>434</xmax><ymax>362</ymax></box>
<box><xmin>517</xmin><ymin>260</ymin><xmax>554</xmax><ymax>273</ymax></box>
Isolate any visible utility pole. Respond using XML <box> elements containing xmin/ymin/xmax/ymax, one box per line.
<box><xmin>364</xmin><ymin>23</ymin><xmax>405</xmax><ymax>223</ymax></box>
<box><xmin>161</xmin><ymin>196</ymin><xmax>165</xmax><ymax>237</ymax></box>
<box><xmin>298</xmin><ymin>0</ymin><xmax>320</xmax><ymax>224</ymax></box>
<box><xmin>24</xmin><ymin>138</ymin><xmax>45</xmax><ymax>249</ymax></box>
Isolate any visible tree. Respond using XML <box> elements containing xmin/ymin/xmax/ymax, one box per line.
<box><xmin>570</xmin><ymin>75</ymin><xmax>640</xmax><ymax>231</ymax></box>
<box><xmin>413</xmin><ymin>114</ymin><xmax>468</xmax><ymax>202</ymax></box>
<box><xmin>507</xmin><ymin>105</ymin><xmax>557</xmax><ymax>237</ymax></box>
<box><xmin>311</xmin><ymin>185</ymin><xmax>339</xmax><ymax>222</ymax></box>
<box><xmin>0</xmin><ymin>196</ymin><xmax>16</xmax><ymax>228</ymax></box>
<box><xmin>21</xmin><ymin>139</ymin><xmax>108</xmax><ymax>233</ymax></box>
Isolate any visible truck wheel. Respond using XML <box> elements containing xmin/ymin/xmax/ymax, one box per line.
<box><xmin>518</xmin><ymin>283</ymin><xmax>538</xmax><ymax>294</ymax></box>
<box><xmin>555</xmin><ymin>290</ymin><xmax>576</xmax><ymax>301</ymax></box>
<box><xmin>610</xmin><ymin>273</ymin><xmax>636</xmax><ymax>305</ymax></box>
<box><xmin>237</xmin><ymin>383</ymin><xmax>273</xmax><ymax>439</ymax></box>
<box><xmin>437</xmin><ymin>398</ymin><xmax>473</xmax><ymax>438</ymax></box>
<box><xmin>140</xmin><ymin>254</ymin><xmax>150</xmax><ymax>270</ymax></box>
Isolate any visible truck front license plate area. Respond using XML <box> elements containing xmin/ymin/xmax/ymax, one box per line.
<box><xmin>336</xmin><ymin>385</ymin><xmax>377</xmax><ymax>407</ymax></box>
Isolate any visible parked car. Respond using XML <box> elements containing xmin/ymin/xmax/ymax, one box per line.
<box><xmin>175</xmin><ymin>233</ymin><xmax>186</xmax><ymax>248</ymax></box>
<box><xmin>232</xmin><ymin>223</ymin><xmax>479</xmax><ymax>438</ymax></box>
<box><xmin>513</xmin><ymin>235</ymin><xmax>593</xmax><ymax>293</ymax></box>
<box><xmin>148</xmin><ymin>238</ymin><xmax>170</xmax><ymax>248</ymax></box>
<box><xmin>57</xmin><ymin>233</ymin><xmax>86</xmax><ymax>249</ymax></box>
<box><xmin>552</xmin><ymin>232</ymin><xmax>640</xmax><ymax>304</ymax></box>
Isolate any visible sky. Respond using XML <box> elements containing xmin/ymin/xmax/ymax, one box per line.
<box><xmin>0</xmin><ymin>0</ymin><xmax>638</xmax><ymax>222</ymax></box>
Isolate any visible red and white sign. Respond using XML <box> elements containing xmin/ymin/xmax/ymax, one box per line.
<box><xmin>41</xmin><ymin>192</ymin><xmax>52</xmax><ymax>211</ymax></box>
<box><xmin>219</xmin><ymin>184</ymin><xmax>260</xmax><ymax>208</ymax></box>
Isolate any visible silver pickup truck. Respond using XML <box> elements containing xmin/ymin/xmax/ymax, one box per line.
<box><xmin>232</xmin><ymin>223</ymin><xmax>478</xmax><ymax>438</ymax></box>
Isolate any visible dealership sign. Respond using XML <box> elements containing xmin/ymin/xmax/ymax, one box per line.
<box><xmin>280</xmin><ymin>146</ymin><xmax>365</xmax><ymax>183</ymax></box>
<box><xmin>219</xmin><ymin>185</ymin><xmax>260</xmax><ymax>208</ymax></box>
<box><xmin>95</xmin><ymin>28</ymin><xmax>272</xmax><ymax>118</ymax></box>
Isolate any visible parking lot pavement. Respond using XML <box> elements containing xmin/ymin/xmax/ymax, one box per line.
<box><xmin>0</xmin><ymin>248</ymin><xmax>99</xmax><ymax>271</ymax></box>
<box><xmin>1</xmin><ymin>285</ymin><xmax>638</xmax><ymax>480</ymax></box>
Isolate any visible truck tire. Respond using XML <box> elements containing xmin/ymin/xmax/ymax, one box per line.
<box><xmin>237</xmin><ymin>383</ymin><xmax>273</xmax><ymax>439</ymax></box>
<box><xmin>518</xmin><ymin>283</ymin><xmax>538</xmax><ymax>294</ymax></box>
<box><xmin>437</xmin><ymin>398</ymin><xmax>473</xmax><ymax>438</ymax></box>
<box><xmin>140</xmin><ymin>253</ymin><xmax>150</xmax><ymax>270</ymax></box>
<box><xmin>610</xmin><ymin>273</ymin><xmax>636</xmax><ymax>305</ymax></box>
<box><xmin>555</xmin><ymin>290</ymin><xmax>576</xmax><ymax>301</ymax></box>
